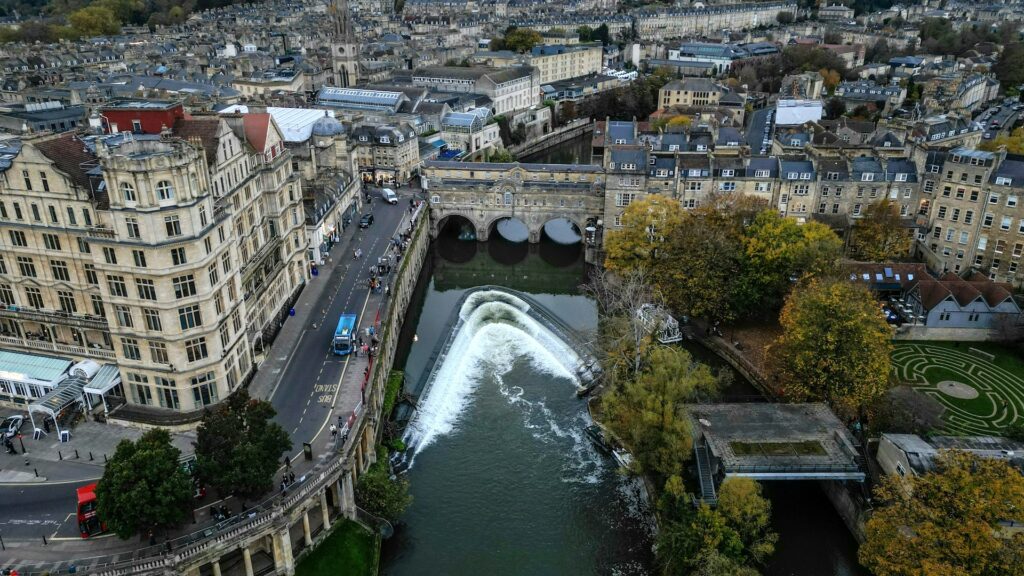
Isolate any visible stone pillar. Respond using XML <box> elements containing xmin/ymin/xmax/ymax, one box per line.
<box><xmin>330</xmin><ymin>476</ymin><xmax>343</xmax><ymax>512</ymax></box>
<box><xmin>477</xmin><ymin>225</ymin><xmax>489</xmax><ymax>242</ymax></box>
<box><xmin>243</xmin><ymin>547</ymin><xmax>255</xmax><ymax>576</ymax></box>
<box><xmin>302</xmin><ymin>510</ymin><xmax>313</xmax><ymax>547</ymax></box>
<box><xmin>320</xmin><ymin>490</ymin><xmax>332</xmax><ymax>531</ymax></box>
<box><xmin>342</xmin><ymin>470</ymin><xmax>357</xmax><ymax>518</ymax></box>
<box><xmin>272</xmin><ymin>527</ymin><xmax>294</xmax><ymax>575</ymax></box>
<box><xmin>354</xmin><ymin>440</ymin><xmax>363</xmax><ymax>472</ymax></box>
<box><xmin>212</xmin><ymin>560</ymin><xmax>222</xmax><ymax>576</ymax></box>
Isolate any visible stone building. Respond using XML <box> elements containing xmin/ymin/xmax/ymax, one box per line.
<box><xmin>352</xmin><ymin>123</ymin><xmax>420</xmax><ymax>185</ymax></box>
<box><xmin>411</xmin><ymin>65</ymin><xmax>538</xmax><ymax>115</ymax></box>
<box><xmin>0</xmin><ymin>110</ymin><xmax>306</xmax><ymax>413</ymax></box>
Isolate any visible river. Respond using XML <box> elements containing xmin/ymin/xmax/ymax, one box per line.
<box><xmin>379</xmin><ymin>216</ymin><xmax>867</xmax><ymax>575</ymax></box>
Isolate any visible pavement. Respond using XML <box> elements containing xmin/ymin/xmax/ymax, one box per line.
<box><xmin>0</xmin><ymin>187</ymin><xmax>424</xmax><ymax>560</ymax></box>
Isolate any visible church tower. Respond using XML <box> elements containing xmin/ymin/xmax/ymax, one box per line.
<box><xmin>330</xmin><ymin>0</ymin><xmax>359</xmax><ymax>87</ymax></box>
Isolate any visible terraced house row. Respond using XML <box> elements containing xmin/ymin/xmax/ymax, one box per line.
<box><xmin>0</xmin><ymin>107</ymin><xmax>308</xmax><ymax>414</ymax></box>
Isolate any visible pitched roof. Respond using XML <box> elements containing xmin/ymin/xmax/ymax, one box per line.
<box><xmin>34</xmin><ymin>132</ymin><xmax>96</xmax><ymax>190</ymax></box>
<box><xmin>173</xmin><ymin>117</ymin><xmax>222</xmax><ymax>165</ymax></box>
<box><xmin>243</xmin><ymin>113</ymin><xmax>271</xmax><ymax>153</ymax></box>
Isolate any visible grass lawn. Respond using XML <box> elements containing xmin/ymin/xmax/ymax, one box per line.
<box><xmin>730</xmin><ymin>440</ymin><xmax>827</xmax><ymax>457</ymax></box>
<box><xmin>296</xmin><ymin>519</ymin><xmax>379</xmax><ymax>576</ymax></box>
<box><xmin>891</xmin><ymin>341</ymin><xmax>1024</xmax><ymax>436</ymax></box>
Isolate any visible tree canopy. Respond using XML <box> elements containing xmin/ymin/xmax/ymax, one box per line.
<box><xmin>766</xmin><ymin>278</ymin><xmax>893</xmax><ymax>420</ymax></box>
<box><xmin>97</xmin><ymin>429</ymin><xmax>193</xmax><ymax>538</ymax></box>
<box><xmin>194</xmin><ymin>389</ymin><xmax>291</xmax><ymax>500</ymax></box>
<box><xmin>658</xmin><ymin>477</ymin><xmax>776</xmax><ymax>575</ymax></box>
<box><xmin>848</xmin><ymin>198</ymin><xmax>910</xmax><ymax>261</ymax></box>
<box><xmin>981</xmin><ymin>126</ymin><xmax>1024</xmax><ymax>154</ymax></box>
<box><xmin>860</xmin><ymin>450</ymin><xmax>1024</xmax><ymax>576</ymax></box>
<box><xmin>355</xmin><ymin>456</ymin><xmax>412</xmax><ymax>523</ymax></box>
<box><xmin>490</xmin><ymin>27</ymin><xmax>542</xmax><ymax>53</ymax></box>
<box><xmin>604</xmin><ymin>345</ymin><xmax>717</xmax><ymax>478</ymax></box>
<box><xmin>994</xmin><ymin>44</ymin><xmax>1024</xmax><ymax>95</ymax></box>
<box><xmin>606</xmin><ymin>197</ymin><xmax>842</xmax><ymax>323</ymax></box>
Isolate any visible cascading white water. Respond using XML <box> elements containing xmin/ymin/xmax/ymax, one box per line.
<box><xmin>402</xmin><ymin>289</ymin><xmax>585</xmax><ymax>464</ymax></box>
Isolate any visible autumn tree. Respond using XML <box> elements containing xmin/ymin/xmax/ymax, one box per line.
<box><xmin>97</xmin><ymin>429</ymin><xmax>193</xmax><ymax>538</ymax></box>
<box><xmin>766</xmin><ymin>278</ymin><xmax>893</xmax><ymax>419</ymax></box>
<box><xmin>860</xmin><ymin>450</ymin><xmax>1024</xmax><ymax>576</ymax></box>
<box><xmin>657</xmin><ymin>477</ymin><xmax>776</xmax><ymax>574</ymax></box>
<box><xmin>194</xmin><ymin>389</ymin><xmax>291</xmax><ymax>500</ymax></box>
<box><xmin>491</xmin><ymin>27</ymin><xmax>542</xmax><ymax>53</ymax></box>
<box><xmin>819</xmin><ymin>68</ymin><xmax>842</xmax><ymax>94</ymax></box>
<box><xmin>849</xmin><ymin>198</ymin><xmax>910</xmax><ymax>261</ymax></box>
<box><xmin>69</xmin><ymin>5</ymin><xmax>121</xmax><ymax>37</ymax></box>
<box><xmin>733</xmin><ymin>211</ymin><xmax>842</xmax><ymax>317</ymax></box>
<box><xmin>583</xmin><ymin>266</ymin><xmax>662</xmax><ymax>381</ymax></box>
<box><xmin>980</xmin><ymin>127</ymin><xmax>1024</xmax><ymax>154</ymax></box>
<box><xmin>603</xmin><ymin>345</ymin><xmax>717</xmax><ymax>478</ymax></box>
<box><xmin>604</xmin><ymin>195</ymin><xmax>685</xmax><ymax>275</ymax></box>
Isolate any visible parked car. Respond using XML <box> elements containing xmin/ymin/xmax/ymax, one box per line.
<box><xmin>2</xmin><ymin>415</ymin><xmax>24</xmax><ymax>439</ymax></box>
<box><xmin>359</xmin><ymin>213</ymin><xmax>374</xmax><ymax>228</ymax></box>
<box><xmin>381</xmin><ymin>188</ymin><xmax>398</xmax><ymax>204</ymax></box>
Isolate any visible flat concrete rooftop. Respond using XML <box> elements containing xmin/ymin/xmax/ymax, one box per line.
<box><xmin>688</xmin><ymin>403</ymin><xmax>862</xmax><ymax>478</ymax></box>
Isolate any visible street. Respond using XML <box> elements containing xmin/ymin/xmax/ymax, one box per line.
<box><xmin>0</xmin><ymin>189</ymin><xmax>414</xmax><ymax>548</ymax></box>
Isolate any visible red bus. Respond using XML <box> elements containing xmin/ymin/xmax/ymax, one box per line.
<box><xmin>76</xmin><ymin>483</ymin><xmax>106</xmax><ymax>538</ymax></box>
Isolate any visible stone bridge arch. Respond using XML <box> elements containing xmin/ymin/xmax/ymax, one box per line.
<box><xmin>424</xmin><ymin>162</ymin><xmax>605</xmax><ymax>246</ymax></box>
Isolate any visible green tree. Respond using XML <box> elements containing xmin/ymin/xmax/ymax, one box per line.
<box><xmin>825</xmin><ymin>97</ymin><xmax>847</xmax><ymax>119</ymax></box>
<box><xmin>355</xmin><ymin>458</ymin><xmax>412</xmax><ymax>523</ymax></box>
<box><xmin>776</xmin><ymin>10</ymin><xmax>794</xmax><ymax>24</ymax></box>
<box><xmin>604</xmin><ymin>195</ymin><xmax>685</xmax><ymax>275</ymax></box>
<box><xmin>980</xmin><ymin>126</ymin><xmax>1024</xmax><ymax>154</ymax></box>
<box><xmin>577</xmin><ymin>25</ymin><xmax>593</xmax><ymax>42</ymax></box>
<box><xmin>97</xmin><ymin>429</ymin><xmax>192</xmax><ymax>538</ymax></box>
<box><xmin>849</xmin><ymin>198</ymin><xmax>909</xmax><ymax>261</ymax></box>
<box><xmin>734</xmin><ymin>212</ymin><xmax>841</xmax><ymax>317</ymax></box>
<box><xmin>716</xmin><ymin>477</ymin><xmax>777</xmax><ymax>564</ymax></box>
<box><xmin>995</xmin><ymin>43</ymin><xmax>1024</xmax><ymax>95</ymax></box>
<box><xmin>485</xmin><ymin>148</ymin><xmax>515</xmax><ymax>162</ymax></box>
<box><xmin>194</xmin><ymin>389</ymin><xmax>291</xmax><ymax>500</ymax></box>
<box><xmin>860</xmin><ymin>451</ymin><xmax>1024</xmax><ymax>576</ymax></box>
<box><xmin>766</xmin><ymin>278</ymin><xmax>893</xmax><ymax>419</ymax></box>
<box><xmin>68</xmin><ymin>5</ymin><xmax>120</xmax><ymax>37</ymax></box>
<box><xmin>604</xmin><ymin>345</ymin><xmax>717</xmax><ymax>478</ymax></box>
<box><xmin>499</xmin><ymin>27</ymin><xmax>542</xmax><ymax>53</ymax></box>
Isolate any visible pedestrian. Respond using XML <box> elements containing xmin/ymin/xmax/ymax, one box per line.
<box><xmin>330</xmin><ymin>423</ymin><xmax>338</xmax><ymax>437</ymax></box>
<box><xmin>384</xmin><ymin>284</ymin><xmax>390</xmax><ymax>297</ymax></box>
<box><xmin>289</xmin><ymin>471</ymin><xmax>296</xmax><ymax>484</ymax></box>
<box><xmin>148</xmin><ymin>530</ymin><xmax>156</xmax><ymax>546</ymax></box>
<box><xmin>358</xmin><ymin>336</ymin><xmax>363</xmax><ymax>347</ymax></box>
<box><xmin>281</xmin><ymin>480</ymin><xmax>287</xmax><ymax>493</ymax></box>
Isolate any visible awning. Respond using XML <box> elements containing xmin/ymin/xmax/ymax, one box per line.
<box><xmin>30</xmin><ymin>374</ymin><xmax>87</xmax><ymax>419</ymax></box>
<box><xmin>84</xmin><ymin>364</ymin><xmax>121</xmax><ymax>395</ymax></box>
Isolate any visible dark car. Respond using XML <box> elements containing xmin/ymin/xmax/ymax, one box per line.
<box><xmin>359</xmin><ymin>213</ymin><xmax>374</xmax><ymax>228</ymax></box>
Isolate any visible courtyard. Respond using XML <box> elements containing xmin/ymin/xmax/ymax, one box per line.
<box><xmin>891</xmin><ymin>341</ymin><xmax>1024</xmax><ymax>436</ymax></box>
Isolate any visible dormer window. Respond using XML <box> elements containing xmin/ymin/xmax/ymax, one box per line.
<box><xmin>754</xmin><ymin>169</ymin><xmax>769</xmax><ymax>178</ymax></box>
<box><xmin>614</xmin><ymin>139</ymin><xmax>626</xmax><ymax>144</ymax></box>
<box><xmin>895</xmin><ymin>173</ymin><xmax>908</xmax><ymax>182</ymax></box>
<box><xmin>359</xmin><ymin>135</ymin><xmax>368</xmax><ymax>142</ymax></box>
<box><xmin>688</xmin><ymin>169</ymin><xmax>702</xmax><ymax>177</ymax></box>
<box><xmin>827</xmin><ymin>172</ymin><xmax>839</xmax><ymax>180</ymax></box>
<box><xmin>861</xmin><ymin>173</ymin><xmax>874</xmax><ymax>182</ymax></box>
<box><xmin>381</xmin><ymin>136</ymin><xmax>390</xmax><ymax>144</ymax></box>
<box><xmin>696</xmin><ymin>144</ymin><xmax>708</xmax><ymax>151</ymax></box>
<box><xmin>996</xmin><ymin>176</ymin><xmax>1013</xmax><ymax>186</ymax></box>
<box><xmin>621</xmin><ymin>163</ymin><xmax>636</xmax><ymax>170</ymax></box>
<box><xmin>787</xmin><ymin>172</ymin><xmax>798</xmax><ymax>179</ymax></box>
<box><xmin>668</xmin><ymin>144</ymin><xmax>679</xmax><ymax>151</ymax></box>
<box><xmin>790</xmin><ymin>139</ymin><xmax>802</xmax><ymax>146</ymax></box>
<box><xmin>649</xmin><ymin>157</ymin><xmax>656</xmax><ymax>165</ymax></box>
<box><xmin>800</xmin><ymin>173</ymin><xmax>811</xmax><ymax>180</ymax></box>
<box><xmin>883</xmin><ymin>141</ymin><xmax>892</xmax><ymax>147</ymax></box>
<box><xmin>721</xmin><ymin>169</ymin><xmax>734</xmax><ymax>177</ymax></box>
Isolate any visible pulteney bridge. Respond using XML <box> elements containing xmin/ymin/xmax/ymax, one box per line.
<box><xmin>420</xmin><ymin>160</ymin><xmax>607</xmax><ymax>249</ymax></box>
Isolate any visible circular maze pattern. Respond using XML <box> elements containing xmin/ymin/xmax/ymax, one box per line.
<box><xmin>892</xmin><ymin>343</ymin><xmax>1024</xmax><ymax>436</ymax></box>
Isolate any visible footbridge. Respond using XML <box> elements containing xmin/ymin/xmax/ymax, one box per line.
<box><xmin>421</xmin><ymin>161</ymin><xmax>607</xmax><ymax>247</ymax></box>
<box><xmin>688</xmin><ymin>403</ymin><xmax>865</xmax><ymax>504</ymax></box>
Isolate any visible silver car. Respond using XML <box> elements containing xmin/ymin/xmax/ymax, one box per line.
<box><xmin>2</xmin><ymin>415</ymin><xmax>23</xmax><ymax>439</ymax></box>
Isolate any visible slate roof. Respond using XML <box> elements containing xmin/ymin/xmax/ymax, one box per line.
<box><xmin>173</xmin><ymin>117</ymin><xmax>223</xmax><ymax>165</ymax></box>
<box><xmin>35</xmin><ymin>133</ymin><xmax>97</xmax><ymax>190</ymax></box>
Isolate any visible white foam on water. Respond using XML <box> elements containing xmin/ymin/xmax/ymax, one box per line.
<box><xmin>404</xmin><ymin>290</ymin><xmax>584</xmax><ymax>465</ymax></box>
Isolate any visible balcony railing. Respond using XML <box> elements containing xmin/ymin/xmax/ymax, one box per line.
<box><xmin>0</xmin><ymin>306</ymin><xmax>108</xmax><ymax>331</ymax></box>
<box><xmin>0</xmin><ymin>334</ymin><xmax>115</xmax><ymax>360</ymax></box>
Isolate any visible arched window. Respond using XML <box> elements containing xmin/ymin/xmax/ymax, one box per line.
<box><xmin>120</xmin><ymin>182</ymin><xmax>136</xmax><ymax>203</ymax></box>
<box><xmin>156</xmin><ymin>180</ymin><xmax>174</xmax><ymax>201</ymax></box>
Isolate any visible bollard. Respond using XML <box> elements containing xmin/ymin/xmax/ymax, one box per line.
<box><xmin>42</xmin><ymin>533</ymin><xmax>47</xmax><ymax>546</ymax></box>
<box><xmin>89</xmin><ymin>451</ymin><xmax>93</xmax><ymax>461</ymax></box>
<box><xmin>75</xmin><ymin>449</ymin><xmax>79</xmax><ymax>459</ymax></box>
<box><xmin>34</xmin><ymin>468</ymin><xmax>38</xmax><ymax>477</ymax></box>
<box><xmin>104</xmin><ymin>453</ymin><xmax>107</xmax><ymax>463</ymax></box>
<box><xmin>58</xmin><ymin>450</ymin><xmax>62</xmax><ymax>461</ymax></box>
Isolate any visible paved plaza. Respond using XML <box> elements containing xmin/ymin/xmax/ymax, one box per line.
<box><xmin>892</xmin><ymin>342</ymin><xmax>1024</xmax><ymax>436</ymax></box>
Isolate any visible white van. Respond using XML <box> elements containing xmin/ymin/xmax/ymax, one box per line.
<box><xmin>381</xmin><ymin>188</ymin><xmax>398</xmax><ymax>204</ymax></box>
